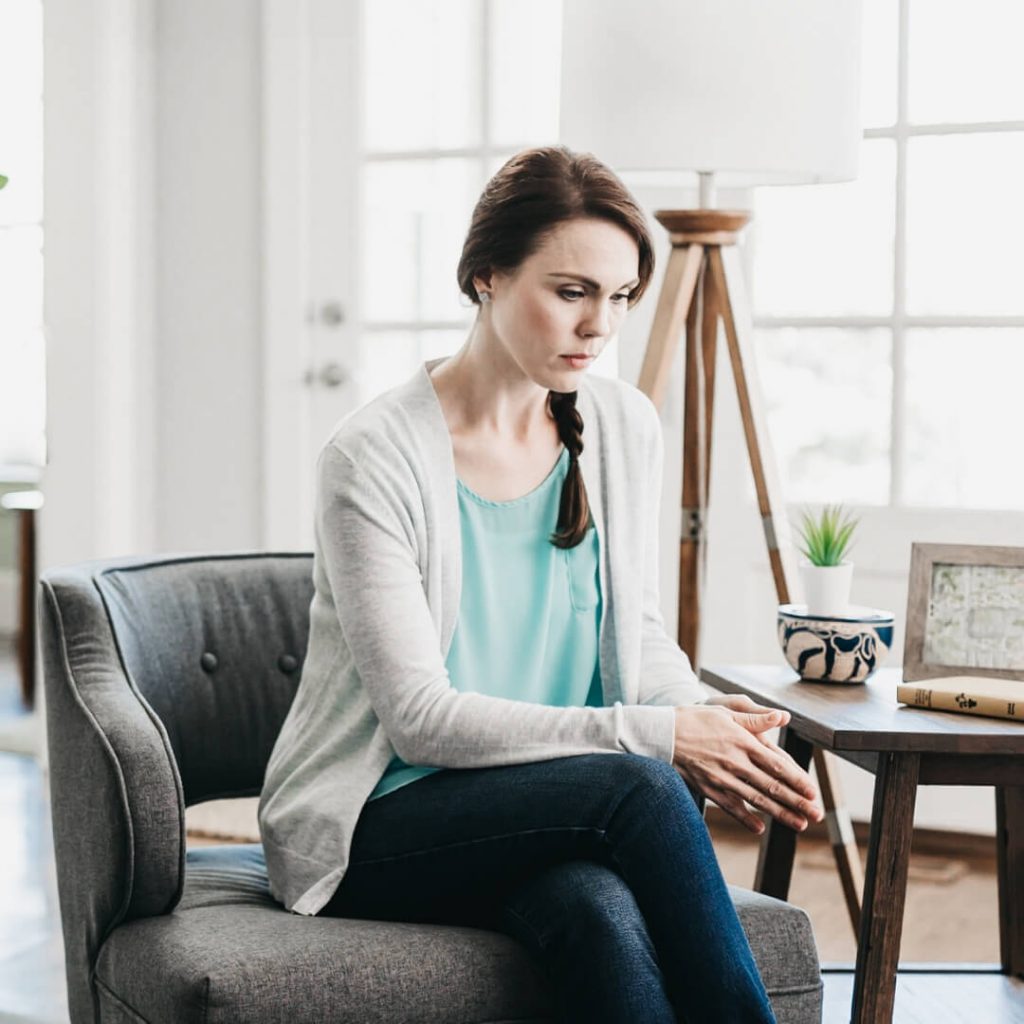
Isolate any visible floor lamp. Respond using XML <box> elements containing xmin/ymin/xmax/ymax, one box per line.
<box><xmin>559</xmin><ymin>0</ymin><xmax>867</xmax><ymax>933</ymax></box>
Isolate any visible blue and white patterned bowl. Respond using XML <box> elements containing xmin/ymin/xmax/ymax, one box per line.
<box><xmin>777</xmin><ymin>604</ymin><xmax>895</xmax><ymax>684</ymax></box>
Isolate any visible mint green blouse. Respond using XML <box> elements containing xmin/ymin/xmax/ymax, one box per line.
<box><xmin>367</xmin><ymin>444</ymin><xmax>603</xmax><ymax>801</ymax></box>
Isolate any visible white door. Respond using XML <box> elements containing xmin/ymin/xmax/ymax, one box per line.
<box><xmin>262</xmin><ymin>0</ymin><xmax>567</xmax><ymax>550</ymax></box>
<box><xmin>262</xmin><ymin>0</ymin><xmax>364</xmax><ymax>550</ymax></box>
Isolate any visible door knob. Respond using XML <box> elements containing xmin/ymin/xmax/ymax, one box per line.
<box><xmin>304</xmin><ymin>362</ymin><xmax>350</xmax><ymax>388</ymax></box>
<box><xmin>320</xmin><ymin>302</ymin><xmax>345</xmax><ymax>327</ymax></box>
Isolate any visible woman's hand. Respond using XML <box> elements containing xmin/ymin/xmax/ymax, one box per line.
<box><xmin>701</xmin><ymin>692</ymin><xmax>783</xmax><ymax>717</ymax></box>
<box><xmin>672</xmin><ymin>701</ymin><xmax>824</xmax><ymax>835</ymax></box>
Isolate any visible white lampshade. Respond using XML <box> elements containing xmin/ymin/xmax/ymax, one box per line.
<box><xmin>559</xmin><ymin>0</ymin><xmax>862</xmax><ymax>189</ymax></box>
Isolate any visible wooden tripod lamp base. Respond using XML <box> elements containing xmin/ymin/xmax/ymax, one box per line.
<box><xmin>637</xmin><ymin>209</ymin><xmax>796</xmax><ymax>668</ymax></box>
<box><xmin>636</xmin><ymin>207</ymin><xmax>865</xmax><ymax>938</ymax></box>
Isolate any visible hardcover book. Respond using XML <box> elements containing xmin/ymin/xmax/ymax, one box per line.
<box><xmin>896</xmin><ymin>676</ymin><xmax>1024</xmax><ymax>723</ymax></box>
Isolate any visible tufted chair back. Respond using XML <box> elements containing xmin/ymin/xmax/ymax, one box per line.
<box><xmin>39</xmin><ymin>551</ymin><xmax>314</xmax><ymax>1024</ymax></box>
<box><xmin>92</xmin><ymin>553</ymin><xmax>312</xmax><ymax>804</ymax></box>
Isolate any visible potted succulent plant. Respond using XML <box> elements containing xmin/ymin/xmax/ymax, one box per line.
<box><xmin>795</xmin><ymin>504</ymin><xmax>859</xmax><ymax>616</ymax></box>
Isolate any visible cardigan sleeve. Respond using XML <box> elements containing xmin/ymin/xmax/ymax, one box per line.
<box><xmin>635</xmin><ymin>400</ymin><xmax>705</xmax><ymax>708</ymax></box>
<box><xmin>315</xmin><ymin>440</ymin><xmax>679</xmax><ymax>767</ymax></box>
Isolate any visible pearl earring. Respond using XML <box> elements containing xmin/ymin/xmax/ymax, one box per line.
<box><xmin>479</xmin><ymin>291</ymin><xmax>491</xmax><ymax>304</ymax></box>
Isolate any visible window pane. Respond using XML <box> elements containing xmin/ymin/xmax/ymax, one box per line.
<box><xmin>486</xmin><ymin>151</ymin><xmax>522</xmax><ymax>181</ymax></box>
<box><xmin>0</xmin><ymin>1</ymin><xmax>42</xmax><ymax>225</ymax></box>
<box><xmin>419</xmin><ymin>327</ymin><xmax>468</xmax><ymax>362</ymax></box>
<box><xmin>757</xmin><ymin>327</ymin><xmax>891</xmax><ymax>505</ymax></box>
<box><xmin>909</xmin><ymin>0</ymin><xmax>1024</xmax><ymax>124</ymax></box>
<box><xmin>0</xmin><ymin>1</ymin><xmax>41</xmax><ymax>99</ymax></box>
<box><xmin>861</xmin><ymin>0</ymin><xmax>898</xmax><ymax>129</ymax></box>
<box><xmin>355</xmin><ymin>329</ymin><xmax>466</xmax><ymax>407</ymax></box>
<box><xmin>363</xmin><ymin>0</ymin><xmax>481</xmax><ymax>151</ymax></box>
<box><xmin>904</xmin><ymin>328</ymin><xmax>1024</xmax><ymax>509</ymax></box>
<box><xmin>751</xmin><ymin>138</ymin><xmax>895</xmax><ymax>317</ymax></box>
<box><xmin>906</xmin><ymin>132</ymin><xmax>1024</xmax><ymax>316</ymax></box>
<box><xmin>354</xmin><ymin>331</ymin><xmax>421</xmax><ymax>406</ymax></box>
<box><xmin>0</xmin><ymin>97</ymin><xmax>42</xmax><ymax>228</ymax></box>
<box><xmin>362</xmin><ymin>158</ymin><xmax>481</xmax><ymax>323</ymax></box>
<box><xmin>490</xmin><ymin>0</ymin><xmax>562</xmax><ymax>147</ymax></box>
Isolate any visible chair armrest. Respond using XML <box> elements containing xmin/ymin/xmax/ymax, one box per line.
<box><xmin>39</xmin><ymin>571</ymin><xmax>185</xmax><ymax>1024</ymax></box>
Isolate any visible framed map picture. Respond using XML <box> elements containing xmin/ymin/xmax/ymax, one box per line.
<box><xmin>904</xmin><ymin>542</ymin><xmax>1024</xmax><ymax>682</ymax></box>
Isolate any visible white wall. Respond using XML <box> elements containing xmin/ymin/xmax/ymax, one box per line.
<box><xmin>42</xmin><ymin>0</ymin><xmax>264</xmax><ymax>578</ymax></box>
<box><xmin>43</xmin><ymin>0</ymin><xmax>155</xmax><ymax>570</ymax></box>
<box><xmin>154</xmin><ymin>1</ymin><xmax>263</xmax><ymax>551</ymax></box>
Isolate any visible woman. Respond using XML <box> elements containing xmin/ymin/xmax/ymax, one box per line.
<box><xmin>258</xmin><ymin>145</ymin><xmax>823</xmax><ymax>1023</ymax></box>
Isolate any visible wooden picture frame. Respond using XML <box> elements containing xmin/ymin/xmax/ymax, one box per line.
<box><xmin>904</xmin><ymin>542</ymin><xmax>1024</xmax><ymax>682</ymax></box>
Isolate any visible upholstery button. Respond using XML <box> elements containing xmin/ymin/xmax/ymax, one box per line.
<box><xmin>278</xmin><ymin>654</ymin><xmax>298</xmax><ymax>674</ymax></box>
<box><xmin>200</xmin><ymin>652</ymin><xmax>218</xmax><ymax>673</ymax></box>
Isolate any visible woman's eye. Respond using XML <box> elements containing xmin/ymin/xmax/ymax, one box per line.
<box><xmin>559</xmin><ymin>289</ymin><xmax>629</xmax><ymax>304</ymax></box>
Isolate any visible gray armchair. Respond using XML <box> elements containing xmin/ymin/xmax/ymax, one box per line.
<box><xmin>39</xmin><ymin>551</ymin><xmax>823</xmax><ymax>1023</ymax></box>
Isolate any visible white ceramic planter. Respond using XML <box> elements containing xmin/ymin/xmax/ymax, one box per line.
<box><xmin>799</xmin><ymin>561</ymin><xmax>854</xmax><ymax>617</ymax></box>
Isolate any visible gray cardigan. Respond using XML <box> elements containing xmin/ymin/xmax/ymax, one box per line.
<box><xmin>258</xmin><ymin>357</ymin><xmax>703</xmax><ymax>915</ymax></box>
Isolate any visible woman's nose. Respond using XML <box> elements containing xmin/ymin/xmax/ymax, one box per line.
<box><xmin>581</xmin><ymin>302</ymin><xmax>612</xmax><ymax>337</ymax></box>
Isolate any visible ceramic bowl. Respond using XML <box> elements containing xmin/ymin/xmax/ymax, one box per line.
<box><xmin>777</xmin><ymin>604</ymin><xmax>894</xmax><ymax>684</ymax></box>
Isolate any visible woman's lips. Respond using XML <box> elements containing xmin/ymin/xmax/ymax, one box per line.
<box><xmin>561</xmin><ymin>355</ymin><xmax>593</xmax><ymax>369</ymax></box>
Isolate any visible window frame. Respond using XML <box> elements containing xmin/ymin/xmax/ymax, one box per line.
<box><xmin>752</xmin><ymin>0</ymin><xmax>1024</xmax><ymax>509</ymax></box>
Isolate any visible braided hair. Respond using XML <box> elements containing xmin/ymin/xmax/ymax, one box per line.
<box><xmin>546</xmin><ymin>390</ymin><xmax>587</xmax><ymax>549</ymax></box>
<box><xmin>456</xmin><ymin>145</ymin><xmax>655</xmax><ymax>548</ymax></box>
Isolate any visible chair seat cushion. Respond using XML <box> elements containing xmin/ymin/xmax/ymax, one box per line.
<box><xmin>95</xmin><ymin>844</ymin><xmax>821</xmax><ymax>1024</ymax></box>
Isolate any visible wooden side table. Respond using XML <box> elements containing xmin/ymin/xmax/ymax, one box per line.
<box><xmin>702</xmin><ymin>663</ymin><xmax>1024</xmax><ymax>1024</ymax></box>
<box><xmin>1</xmin><ymin>488</ymin><xmax>43</xmax><ymax>710</ymax></box>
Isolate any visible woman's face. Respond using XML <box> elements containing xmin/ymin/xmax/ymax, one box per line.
<box><xmin>478</xmin><ymin>217</ymin><xmax>641</xmax><ymax>392</ymax></box>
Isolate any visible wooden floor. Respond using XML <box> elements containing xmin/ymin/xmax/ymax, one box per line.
<box><xmin>0</xmin><ymin>730</ymin><xmax>66</xmax><ymax>1022</ymax></box>
<box><xmin>705</xmin><ymin>809</ymin><xmax>1004</xmax><ymax>965</ymax></box>
<box><xmin>821</xmin><ymin>970</ymin><xmax>1024</xmax><ymax>1023</ymax></box>
<box><xmin>0</xmin><ymin>646</ymin><xmax>1017</xmax><ymax>1023</ymax></box>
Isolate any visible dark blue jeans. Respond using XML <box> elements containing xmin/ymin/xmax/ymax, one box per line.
<box><xmin>320</xmin><ymin>752</ymin><xmax>776</xmax><ymax>1024</ymax></box>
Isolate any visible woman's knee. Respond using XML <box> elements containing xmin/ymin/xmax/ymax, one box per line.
<box><xmin>503</xmin><ymin>860</ymin><xmax>650</xmax><ymax>949</ymax></box>
<box><xmin>579</xmin><ymin>752</ymin><xmax>694</xmax><ymax>810</ymax></box>
<box><xmin>557</xmin><ymin>861</ymin><xmax>649</xmax><ymax>939</ymax></box>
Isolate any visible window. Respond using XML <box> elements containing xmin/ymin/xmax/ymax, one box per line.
<box><xmin>752</xmin><ymin>0</ymin><xmax>1024</xmax><ymax>510</ymax></box>
<box><xmin>356</xmin><ymin>0</ymin><xmax>619</xmax><ymax>400</ymax></box>
<box><xmin>0</xmin><ymin>0</ymin><xmax>45</xmax><ymax>470</ymax></box>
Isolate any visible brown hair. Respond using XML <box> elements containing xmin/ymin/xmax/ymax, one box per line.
<box><xmin>456</xmin><ymin>145</ymin><xmax>656</xmax><ymax>549</ymax></box>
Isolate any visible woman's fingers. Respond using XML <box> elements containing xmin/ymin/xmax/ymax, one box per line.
<box><xmin>671</xmin><ymin>704</ymin><xmax>821</xmax><ymax>833</ymax></box>
<box><xmin>732</xmin><ymin>708</ymin><xmax>791</xmax><ymax>734</ymax></box>
<box><xmin>721</xmin><ymin>774</ymin><xmax>809</xmax><ymax>831</ymax></box>
<box><xmin>730</xmin><ymin>762</ymin><xmax>820</xmax><ymax>829</ymax></box>
<box><xmin>706</xmin><ymin>770</ymin><xmax>810</xmax><ymax>835</ymax></box>
<box><xmin>686</xmin><ymin>751</ymin><xmax>817</xmax><ymax>832</ymax></box>
<box><xmin>703</xmin><ymin>782</ymin><xmax>765</xmax><ymax>835</ymax></box>
<box><xmin>705</xmin><ymin>693</ymin><xmax>759</xmax><ymax>712</ymax></box>
<box><xmin>747</xmin><ymin>739</ymin><xmax>823</xmax><ymax>810</ymax></box>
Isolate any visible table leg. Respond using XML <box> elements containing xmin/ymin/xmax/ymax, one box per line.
<box><xmin>754</xmin><ymin>726</ymin><xmax>812</xmax><ymax>900</ymax></box>
<box><xmin>996</xmin><ymin>785</ymin><xmax>1024</xmax><ymax>978</ymax></box>
<box><xmin>851</xmin><ymin>751</ymin><xmax>919</xmax><ymax>1024</ymax></box>
<box><xmin>813</xmin><ymin>747</ymin><xmax>864</xmax><ymax>937</ymax></box>
<box><xmin>16</xmin><ymin>506</ymin><xmax>37</xmax><ymax>710</ymax></box>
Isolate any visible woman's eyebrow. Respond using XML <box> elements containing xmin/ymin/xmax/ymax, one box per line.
<box><xmin>547</xmin><ymin>272</ymin><xmax>640</xmax><ymax>290</ymax></box>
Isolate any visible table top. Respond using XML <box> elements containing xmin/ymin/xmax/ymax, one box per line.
<box><xmin>701</xmin><ymin>664</ymin><xmax>1024</xmax><ymax>755</ymax></box>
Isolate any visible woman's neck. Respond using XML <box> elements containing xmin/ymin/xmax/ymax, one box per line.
<box><xmin>429</xmin><ymin>340</ymin><xmax>555</xmax><ymax>445</ymax></box>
